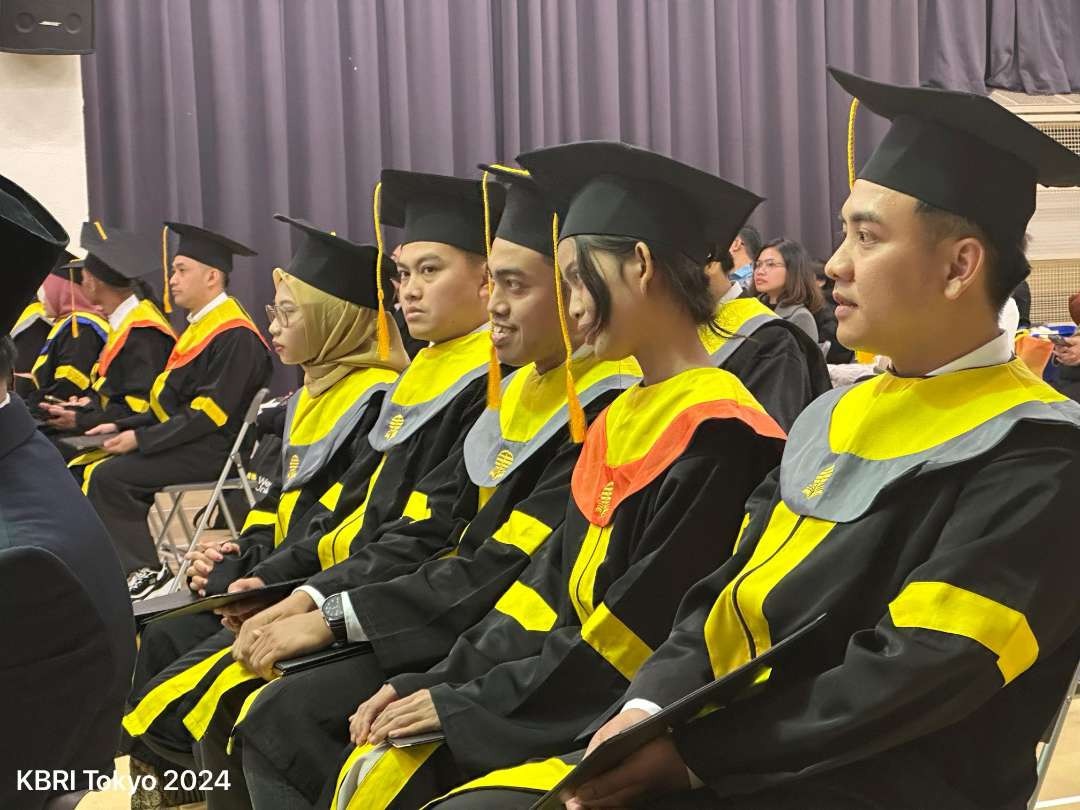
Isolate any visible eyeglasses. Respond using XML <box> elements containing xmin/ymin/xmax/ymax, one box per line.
<box><xmin>265</xmin><ymin>304</ymin><xmax>296</xmax><ymax>328</ymax></box>
<box><xmin>753</xmin><ymin>259</ymin><xmax>786</xmax><ymax>271</ymax></box>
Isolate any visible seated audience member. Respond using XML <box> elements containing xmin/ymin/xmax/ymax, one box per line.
<box><xmin>25</xmin><ymin>261</ymin><xmax>109</xmax><ymax>413</ymax></box>
<box><xmin>812</xmin><ymin>257</ymin><xmax>854</xmax><ymax>363</ymax></box>
<box><xmin>702</xmin><ymin>247</ymin><xmax>831</xmax><ymax>430</ymax></box>
<box><xmin>727</xmin><ymin>224</ymin><xmax>760</xmax><ymax>289</ymax></box>
<box><xmin>40</xmin><ymin>222</ymin><xmax>175</xmax><ymax>439</ymax></box>
<box><xmin>82</xmin><ymin>222</ymin><xmax>273</xmax><ymax>597</ymax></box>
<box><xmin>753</xmin><ymin>237</ymin><xmax>825</xmax><ymax>341</ymax></box>
<box><xmin>0</xmin><ymin>173</ymin><xmax>135</xmax><ymax>810</ymax></box>
<box><xmin>8</xmin><ymin>291</ymin><xmax>51</xmax><ymax>399</ymax></box>
<box><xmin>439</xmin><ymin>67</ymin><xmax>1080</xmax><ymax>810</ymax></box>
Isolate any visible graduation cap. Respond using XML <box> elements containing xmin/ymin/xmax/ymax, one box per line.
<box><xmin>1</xmin><ymin>173</ymin><xmax>69</xmax><ymax>336</ymax></box>
<box><xmin>73</xmin><ymin>221</ymin><xmax>160</xmax><ymax>288</ymax></box>
<box><xmin>477</xmin><ymin>163</ymin><xmax>557</xmax><ymax>258</ymax></box>
<box><xmin>831</xmin><ymin>66</ymin><xmax>1080</xmax><ymax>245</ymax></box>
<box><xmin>273</xmin><ymin>214</ymin><xmax>391</xmax><ymax>309</ymax></box>
<box><xmin>160</xmin><ymin>221</ymin><xmax>257</xmax><ymax>313</ymax></box>
<box><xmin>377</xmin><ymin>170</ymin><xmax>505</xmax><ymax>256</ymax></box>
<box><xmin>516</xmin><ymin>141</ymin><xmax>764</xmax><ymax>265</ymax></box>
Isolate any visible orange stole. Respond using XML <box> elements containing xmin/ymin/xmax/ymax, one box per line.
<box><xmin>98</xmin><ymin>319</ymin><xmax>176</xmax><ymax>376</ymax></box>
<box><xmin>571</xmin><ymin>399</ymin><xmax>786</xmax><ymax>527</ymax></box>
<box><xmin>165</xmin><ymin>319</ymin><xmax>268</xmax><ymax>371</ymax></box>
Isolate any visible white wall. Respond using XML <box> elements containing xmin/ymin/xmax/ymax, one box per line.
<box><xmin>0</xmin><ymin>52</ymin><xmax>88</xmax><ymax>251</ymax></box>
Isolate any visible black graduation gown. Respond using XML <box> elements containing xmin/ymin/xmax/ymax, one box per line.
<box><xmin>0</xmin><ymin>395</ymin><xmax>135</xmax><ymax>810</ymax></box>
<box><xmin>121</xmin><ymin>329</ymin><xmax>493</xmax><ymax>758</ymax></box>
<box><xmin>10</xmin><ymin>301</ymin><xmax>51</xmax><ymax>399</ymax></box>
<box><xmin>25</xmin><ymin>310</ymin><xmax>109</xmax><ymax>410</ymax></box>
<box><xmin>449</xmin><ymin>359</ymin><xmax>1080</xmax><ymax>810</ymax></box>
<box><xmin>82</xmin><ymin>297</ymin><xmax>272</xmax><ymax>573</ymax></box>
<box><xmin>703</xmin><ymin>296</ymin><xmax>831</xmax><ymax>432</ymax></box>
<box><xmin>229</xmin><ymin>356</ymin><xmax>639</xmax><ymax>802</ymax></box>
<box><xmin>74</xmin><ymin>298</ymin><xmax>176</xmax><ymax>431</ymax></box>
<box><xmin>329</xmin><ymin>367</ymin><xmax>785</xmax><ymax>809</ymax></box>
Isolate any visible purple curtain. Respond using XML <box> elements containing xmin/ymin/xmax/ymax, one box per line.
<box><xmin>81</xmin><ymin>1</ymin><xmax>1076</xmax><ymax>389</ymax></box>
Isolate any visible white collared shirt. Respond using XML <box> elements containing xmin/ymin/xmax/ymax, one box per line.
<box><xmin>187</xmin><ymin>292</ymin><xmax>228</xmax><ymax>325</ymax></box>
<box><xmin>925</xmin><ymin>329</ymin><xmax>1013</xmax><ymax>376</ymax></box>
<box><xmin>108</xmin><ymin>294</ymin><xmax>141</xmax><ymax>331</ymax></box>
<box><xmin>717</xmin><ymin>283</ymin><xmax>743</xmax><ymax>306</ymax></box>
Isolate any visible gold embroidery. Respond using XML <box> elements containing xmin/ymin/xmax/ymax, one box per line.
<box><xmin>595</xmin><ymin>481</ymin><xmax>615</xmax><ymax>518</ymax></box>
<box><xmin>287</xmin><ymin>454</ymin><xmax>300</xmax><ymax>480</ymax></box>
<box><xmin>489</xmin><ymin>449</ymin><xmax>515</xmax><ymax>481</ymax></box>
<box><xmin>384</xmin><ymin>413</ymin><xmax>405</xmax><ymax>440</ymax></box>
<box><xmin>802</xmin><ymin>465</ymin><xmax>835</xmax><ymax>499</ymax></box>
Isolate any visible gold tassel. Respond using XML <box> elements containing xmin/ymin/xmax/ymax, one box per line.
<box><xmin>94</xmin><ymin>220</ymin><xmax>108</xmax><ymax>240</ymax></box>
<box><xmin>372</xmin><ymin>181</ymin><xmax>390</xmax><ymax>361</ymax></box>
<box><xmin>847</xmin><ymin>98</ymin><xmax>860</xmax><ymax>190</ymax></box>
<box><xmin>481</xmin><ymin>170</ymin><xmax>502</xmax><ymax>410</ymax></box>
<box><xmin>161</xmin><ymin>225</ymin><xmax>173</xmax><ymax>313</ymax></box>
<box><xmin>68</xmin><ymin>267</ymin><xmax>79</xmax><ymax>337</ymax></box>
<box><xmin>552</xmin><ymin>213</ymin><xmax>585</xmax><ymax>443</ymax></box>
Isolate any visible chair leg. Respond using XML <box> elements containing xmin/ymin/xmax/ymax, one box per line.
<box><xmin>218</xmin><ymin>491</ymin><xmax>240</xmax><ymax>540</ymax></box>
<box><xmin>154</xmin><ymin>493</ymin><xmax>185</xmax><ymax>562</ymax></box>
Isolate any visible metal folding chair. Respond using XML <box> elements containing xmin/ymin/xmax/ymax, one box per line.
<box><xmin>148</xmin><ymin>388</ymin><xmax>268</xmax><ymax>591</ymax></box>
<box><xmin>1028</xmin><ymin>655</ymin><xmax>1080</xmax><ymax>809</ymax></box>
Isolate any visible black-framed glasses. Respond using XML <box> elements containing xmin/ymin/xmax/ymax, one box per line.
<box><xmin>265</xmin><ymin>304</ymin><xmax>296</xmax><ymax>328</ymax></box>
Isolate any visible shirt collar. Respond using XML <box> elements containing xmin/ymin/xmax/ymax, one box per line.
<box><xmin>108</xmin><ymin>294</ymin><xmax>141</xmax><ymax>331</ymax></box>
<box><xmin>718</xmin><ymin>283</ymin><xmax>743</xmax><ymax>305</ymax></box>
<box><xmin>187</xmin><ymin>291</ymin><xmax>228</xmax><ymax>324</ymax></box>
<box><xmin>926</xmin><ymin>330</ymin><xmax>1014</xmax><ymax>376</ymax></box>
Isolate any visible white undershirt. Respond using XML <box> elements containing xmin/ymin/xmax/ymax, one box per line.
<box><xmin>108</xmin><ymin>294</ymin><xmax>140</xmax><ymax>331</ymax></box>
<box><xmin>717</xmin><ymin>283</ymin><xmax>743</xmax><ymax>306</ymax></box>
<box><xmin>187</xmin><ymin>291</ymin><xmax>228</xmax><ymax>324</ymax></box>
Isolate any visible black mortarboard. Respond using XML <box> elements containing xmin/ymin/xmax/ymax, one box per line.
<box><xmin>274</xmin><ymin>214</ymin><xmax>391</xmax><ymax>310</ymax></box>
<box><xmin>478</xmin><ymin>164</ymin><xmax>556</xmax><ymax>258</ymax></box>
<box><xmin>516</xmin><ymin>141</ymin><xmax>764</xmax><ymax>265</ymax></box>
<box><xmin>2</xmin><ymin>173</ymin><xmax>68</xmax><ymax>335</ymax></box>
<box><xmin>52</xmin><ymin>250</ymin><xmax>81</xmax><ymax>279</ymax></box>
<box><xmin>71</xmin><ymin>222</ymin><xmax>159</xmax><ymax>287</ymax></box>
<box><xmin>379</xmin><ymin>170</ymin><xmax>504</xmax><ymax>256</ymax></box>
<box><xmin>164</xmin><ymin>221</ymin><xmax>257</xmax><ymax>273</ymax></box>
<box><xmin>830</xmin><ymin>67</ymin><xmax>1080</xmax><ymax>244</ymax></box>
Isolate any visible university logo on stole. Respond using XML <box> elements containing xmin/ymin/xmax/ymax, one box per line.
<box><xmin>384</xmin><ymin>413</ymin><xmax>405</xmax><ymax>441</ymax></box>
<box><xmin>489</xmin><ymin>449</ymin><xmax>514</xmax><ymax>481</ymax></box>
<box><xmin>802</xmin><ymin>464</ymin><xmax>835</xmax><ymax>499</ymax></box>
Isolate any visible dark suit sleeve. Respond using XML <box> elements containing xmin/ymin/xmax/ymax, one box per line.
<box><xmin>0</xmin><ymin>546</ymin><xmax>119</xmax><ymax>807</ymax></box>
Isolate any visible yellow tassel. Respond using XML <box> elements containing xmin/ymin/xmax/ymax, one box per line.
<box><xmin>161</xmin><ymin>226</ymin><xmax>173</xmax><ymax>314</ymax></box>
<box><xmin>847</xmin><ymin>98</ymin><xmax>860</xmax><ymax>190</ymax></box>
<box><xmin>552</xmin><ymin>213</ymin><xmax>585</xmax><ymax>443</ymax></box>
<box><xmin>69</xmin><ymin>267</ymin><xmax>79</xmax><ymax>337</ymax></box>
<box><xmin>481</xmin><ymin>170</ymin><xmax>502</xmax><ymax>410</ymax></box>
<box><xmin>94</xmin><ymin>220</ymin><xmax>108</xmax><ymax>240</ymax></box>
<box><xmin>372</xmin><ymin>181</ymin><xmax>390</xmax><ymax>361</ymax></box>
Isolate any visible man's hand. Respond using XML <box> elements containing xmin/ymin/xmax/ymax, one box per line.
<box><xmin>583</xmin><ymin>709</ymin><xmax>650</xmax><ymax>758</ymax></box>
<box><xmin>565</xmin><ymin>734</ymin><xmax>690</xmax><ymax>809</ymax></box>
<box><xmin>234</xmin><ymin>610</ymin><xmax>333</xmax><ymax>680</ymax></box>
<box><xmin>103</xmin><ymin>429</ymin><xmax>138</xmax><ymax>454</ymax></box>
<box><xmin>185</xmin><ymin>540</ymin><xmax>241</xmax><ymax>596</ymax></box>
<box><xmin>85</xmin><ymin>422</ymin><xmax>118</xmax><ymax>435</ymax></box>
<box><xmin>42</xmin><ymin>404</ymin><xmax>78</xmax><ymax>431</ymax></box>
<box><xmin>1055</xmin><ymin>335</ymin><xmax>1080</xmax><ymax>366</ymax></box>
<box><xmin>367</xmin><ymin>689</ymin><xmax>441</xmax><ymax>746</ymax></box>
<box><xmin>228</xmin><ymin>587</ymin><xmax>316</xmax><ymax>654</ymax></box>
<box><xmin>349</xmin><ymin>684</ymin><xmax>400</xmax><ymax>746</ymax></box>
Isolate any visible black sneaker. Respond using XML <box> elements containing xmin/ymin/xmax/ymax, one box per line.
<box><xmin>128</xmin><ymin>564</ymin><xmax>169</xmax><ymax>600</ymax></box>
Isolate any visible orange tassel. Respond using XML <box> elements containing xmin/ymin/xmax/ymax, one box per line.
<box><xmin>481</xmin><ymin>170</ymin><xmax>502</xmax><ymax>410</ymax></box>
<box><xmin>68</xmin><ymin>267</ymin><xmax>79</xmax><ymax>337</ymax></box>
<box><xmin>373</xmin><ymin>181</ymin><xmax>390</xmax><ymax>361</ymax></box>
<box><xmin>161</xmin><ymin>225</ymin><xmax>173</xmax><ymax>313</ymax></box>
<box><xmin>552</xmin><ymin>213</ymin><xmax>585</xmax><ymax>443</ymax></box>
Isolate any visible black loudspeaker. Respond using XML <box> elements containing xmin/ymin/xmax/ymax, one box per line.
<box><xmin>0</xmin><ymin>0</ymin><xmax>94</xmax><ymax>54</ymax></box>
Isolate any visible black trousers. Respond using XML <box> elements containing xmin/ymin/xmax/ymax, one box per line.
<box><xmin>85</xmin><ymin>441</ymin><xmax>228</xmax><ymax>573</ymax></box>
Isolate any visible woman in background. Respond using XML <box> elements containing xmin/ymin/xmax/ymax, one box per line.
<box><xmin>753</xmin><ymin>237</ymin><xmax>824</xmax><ymax>342</ymax></box>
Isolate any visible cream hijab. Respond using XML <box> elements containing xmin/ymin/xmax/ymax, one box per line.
<box><xmin>273</xmin><ymin>268</ymin><xmax>409</xmax><ymax>397</ymax></box>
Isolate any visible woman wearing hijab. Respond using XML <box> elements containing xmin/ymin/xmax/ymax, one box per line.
<box><xmin>26</xmin><ymin>268</ymin><xmax>109</xmax><ymax>412</ymax></box>
<box><xmin>121</xmin><ymin>218</ymin><xmax>410</xmax><ymax>803</ymax></box>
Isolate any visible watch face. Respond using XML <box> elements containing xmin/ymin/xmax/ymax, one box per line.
<box><xmin>323</xmin><ymin>595</ymin><xmax>345</xmax><ymax>622</ymax></box>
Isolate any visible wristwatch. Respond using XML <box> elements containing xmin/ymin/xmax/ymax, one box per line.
<box><xmin>320</xmin><ymin>593</ymin><xmax>349</xmax><ymax>643</ymax></box>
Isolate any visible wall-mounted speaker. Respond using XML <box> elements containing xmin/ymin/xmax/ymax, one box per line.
<box><xmin>0</xmin><ymin>0</ymin><xmax>94</xmax><ymax>55</ymax></box>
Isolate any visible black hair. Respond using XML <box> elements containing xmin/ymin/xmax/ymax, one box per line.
<box><xmin>0</xmin><ymin>335</ymin><xmax>15</xmax><ymax>392</ymax></box>
<box><xmin>914</xmin><ymin>201</ymin><xmax>1028</xmax><ymax>312</ymax></box>
<box><xmin>738</xmin><ymin>226</ymin><xmax>762</xmax><ymax>261</ymax></box>
<box><xmin>756</xmin><ymin>237</ymin><xmax>826</xmax><ymax>314</ymax></box>
<box><xmin>570</xmin><ymin>234</ymin><xmax>728</xmax><ymax>336</ymax></box>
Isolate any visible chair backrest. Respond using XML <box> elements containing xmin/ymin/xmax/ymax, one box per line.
<box><xmin>243</xmin><ymin>387</ymin><xmax>270</xmax><ymax>425</ymax></box>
